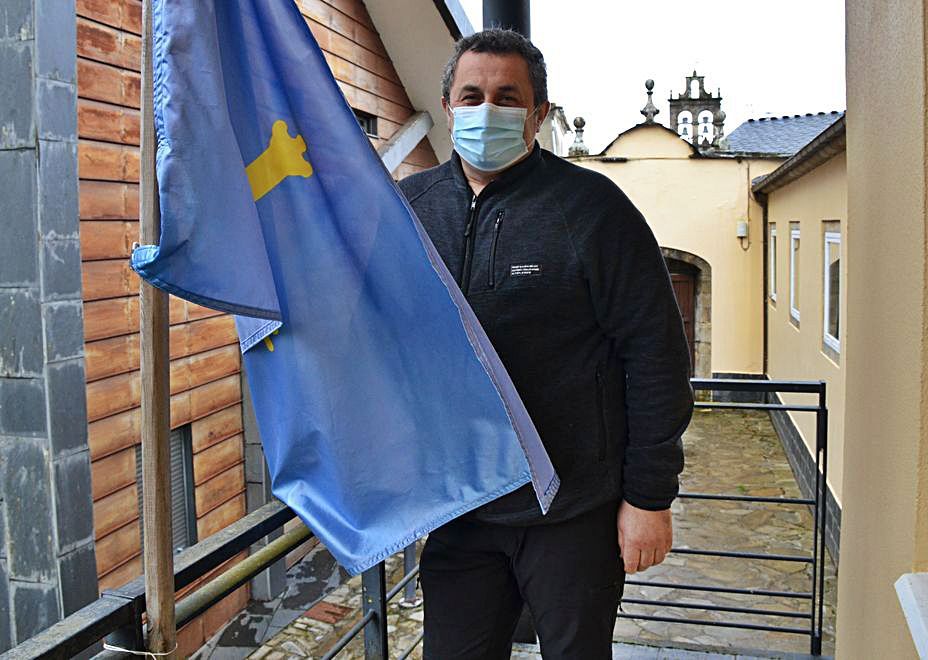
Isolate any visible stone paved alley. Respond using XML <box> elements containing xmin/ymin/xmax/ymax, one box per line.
<box><xmin>194</xmin><ymin>408</ymin><xmax>836</xmax><ymax>659</ymax></box>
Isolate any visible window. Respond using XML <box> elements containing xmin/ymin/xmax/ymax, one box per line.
<box><xmin>790</xmin><ymin>224</ymin><xmax>801</xmax><ymax>323</ymax></box>
<box><xmin>769</xmin><ymin>225</ymin><xmax>777</xmax><ymax>302</ymax></box>
<box><xmin>136</xmin><ymin>425</ymin><xmax>197</xmax><ymax>554</ymax></box>
<box><xmin>353</xmin><ymin>109</ymin><xmax>378</xmax><ymax>137</ymax></box>
<box><xmin>823</xmin><ymin>229</ymin><xmax>841</xmax><ymax>353</ymax></box>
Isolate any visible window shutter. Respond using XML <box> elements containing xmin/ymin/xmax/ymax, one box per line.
<box><xmin>170</xmin><ymin>432</ymin><xmax>189</xmax><ymax>551</ymax></box>
<box><xmin>136</xmin><ymin>426</ymin><xmax>197</xmax><ymax>554</ymax></box>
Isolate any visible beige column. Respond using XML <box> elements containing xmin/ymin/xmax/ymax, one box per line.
<box><xmin>837</xmin><ymin>1</ymin><xmax>928</xmax><ymax>657</ymax></box>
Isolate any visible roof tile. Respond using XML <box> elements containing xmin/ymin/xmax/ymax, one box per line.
<box><xmin>725</xmin><ymin>111</ymin><xmax>844</xmax><ymax>156</ymax></box>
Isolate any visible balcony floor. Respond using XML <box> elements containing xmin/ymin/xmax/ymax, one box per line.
<box><xmin>194</xmin><ymin>408</ymin><xmax>836</xmax><ymax>659</ymax></box>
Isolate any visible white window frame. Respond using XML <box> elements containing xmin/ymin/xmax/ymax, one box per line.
<box><xmin>769</xmin><ymin>225</ymin><xmax>777</xmax><ymax>301</ymax></box>
<box><xmin>823</xmin><ymin>231</ymin><xmax>841</xmax><ymax>352</ymax></box>
<box><xmin>789</xmin><ymin>226</ymin><xmax>801</xmax><ymax>322</ymax></box>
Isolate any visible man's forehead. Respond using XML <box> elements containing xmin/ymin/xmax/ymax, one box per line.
<box><xmin>451</xmin><ymin>51</ymin><xmax>532</xmax><ymax>91</ymax></box>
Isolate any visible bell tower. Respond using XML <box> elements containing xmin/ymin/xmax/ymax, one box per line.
<box><xmin>669</xmin><ymin>71</ymin><xmax>724</xmax><ymax>148</ymax></box>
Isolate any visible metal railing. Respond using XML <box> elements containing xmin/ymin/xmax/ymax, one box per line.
<box><xmin>319</xmin><ymin>557</ymin><xmax>423</xmax><ymax>660</ymax></box>
<box><xmin>2</xmin><ymin>377</ymin><xmax>827</xmax><ymax>659</ymax></box>
<box><xmin>618</xmin><ymin>378</ymin><xmax>829</xmax><ymax>656</ymax></box>
<box><xmin>2</xmin><ymin>502</ymin><xmax>294</xmax><ymax>659</ymax></box>
<box><xmin>0</xmin><ymin>499</ymin><xmax>422</xmax><ymax>660</ymax></box>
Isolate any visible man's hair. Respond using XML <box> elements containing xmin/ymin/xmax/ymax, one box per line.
<box><xmin>441</xmin><ymin>29</ymin><xmax>548</xmax><ymax>107</ymax></box>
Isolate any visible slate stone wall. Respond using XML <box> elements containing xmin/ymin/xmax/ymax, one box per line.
<box><xmin>0</xmin><ymin>0</ymin><xmax>98</xmax><ymax>650</ymax></box>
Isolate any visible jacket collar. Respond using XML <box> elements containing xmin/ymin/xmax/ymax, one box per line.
<box><xmin>449</xmin><ymin>142</ymin><xmax>543</xmax><ymax>198</ymax></box>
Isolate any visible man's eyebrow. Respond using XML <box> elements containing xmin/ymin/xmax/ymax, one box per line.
<box><xmin>458</xmin><ymin>84</ymin><xmax>483</xmax><ymax>95</ymax></box>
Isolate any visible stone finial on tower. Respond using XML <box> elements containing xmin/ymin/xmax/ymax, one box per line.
<box><xmin>640</xmin><ymin>79</ymin><xmax>659</xmax><ymax>124</ymax></box>
<box><xmin>712</xmin><ymin>109</ymin><xmax>726</xmax><ymax>148</ymax></box>
<box><xmin>568</xmin><ymin>117</ymin><xmax>589</xmax><ymax>157</ymax></box>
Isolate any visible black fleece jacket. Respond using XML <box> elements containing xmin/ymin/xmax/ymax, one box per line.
<box><xmin>399</xmin><ymin>144</ymin><xmax>693</xmax><ymax>525</ymax></box>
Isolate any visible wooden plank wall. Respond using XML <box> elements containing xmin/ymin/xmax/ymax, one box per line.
<box><xmin>76</xmin><ymin>0</ymin><xmax>439</xmax><ymax>655</ymax></box>
<box><xmin>76</xmin><ymin>1</ymin><xmax>250</xmax><ymax>652</ymax></box>
<box><xmin>296</xmin><ymin>0</ymin><xmax>440</xmax><ymax>177</ymax></box>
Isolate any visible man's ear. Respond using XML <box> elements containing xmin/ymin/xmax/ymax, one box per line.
<box><xmin>535</xmin><ymin>101</ymin><xmax>551</xmax><ymax>133</ymax></box>
<box><xmin>441</xmin><ymin>97</ymin><xmax>453</xmax><ymax>131</ymax></box>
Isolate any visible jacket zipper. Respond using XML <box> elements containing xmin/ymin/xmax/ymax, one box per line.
<box><xmin>595</xmin><ymin>368</ymin><xmax>608</xmax><ymax>461</ymax></box>
<box><xmin>487</xmin><ymin>210</ymin><xmax>505</xmax><ymax>288</ymax></box>
<box><xmin>461</xmin><ymin>195</ymin><xmax>478</xmax><ymax>295</ymax></box>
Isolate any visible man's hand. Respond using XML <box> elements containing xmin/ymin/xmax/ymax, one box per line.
<box><xmin>617</xmin><ymin>500</ymin><xmax>673</xmax><ymax>574</ymax></box>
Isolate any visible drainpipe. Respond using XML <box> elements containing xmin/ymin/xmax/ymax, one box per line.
<box><xmin>756</xmin><ymin>190</ymin><xmax>770</xmax><ymax>377</ymax></box>
<box><xmin>483</xmin><ymin>0</ymin><xmax>531</xmax><ymax>36</ymax></box>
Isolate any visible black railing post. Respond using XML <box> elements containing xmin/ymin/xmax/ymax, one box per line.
<box><xmin>810</xmin><ymin>405</ymin><xmax>822</xmax><ymax>653</ymax></box>
<box><xmin>362</xmin><ymin>561</ymin><xmax>388</xmax><ymax>659</ymax></box>
<box><xmin>402</xmin><ymin>543</ymin><xmax>419</xmax><ymax>606</ymax></box>
<box><xmin>813</xmin><ymin>383</ymin><xmax>828</xmax><ymax>656</ymax></box>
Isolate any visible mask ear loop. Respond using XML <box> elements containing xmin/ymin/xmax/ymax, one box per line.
<box><xmin>527</xmin><ymin>105</ymin><xmax>545</xmax><ymax>133</ymax></box>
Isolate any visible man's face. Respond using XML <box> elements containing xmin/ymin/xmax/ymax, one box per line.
<box><xmin>442</xmin><ymin>51</ymin><xmax>549</xmax><ymax>151</ymax></box>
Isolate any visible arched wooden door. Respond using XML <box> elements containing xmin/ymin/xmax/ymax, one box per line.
<box><xmin>670</xmin><ymin>272</ymin><xmax>696</xmax><ymax>375</ymax></box>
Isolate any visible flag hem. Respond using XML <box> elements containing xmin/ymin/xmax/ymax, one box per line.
<box><xmin>131</xmin><ymin>245</ymin><xmax>283</xmax><ymax>321</ymax></box>
<box><xmin>332</xmin><ymin>470</ymin><xmax>533</xmax><ymax>575</ymax></box>
<box><xmin>238</xmin><ymin>319</ymin><xmax>284</xmax><ymax>353</ymax></box>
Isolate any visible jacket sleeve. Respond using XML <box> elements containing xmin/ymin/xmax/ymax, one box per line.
<box><xmin>573</xmin><ymin>184</ymin><xmax>694</xmax><ymax>510</ymax></box>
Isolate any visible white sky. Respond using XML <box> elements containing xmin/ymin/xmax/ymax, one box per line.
<box><xmin>457</xmin><ymin>0</ymin><xmax>847</xmax><ymax>153</ymax></box>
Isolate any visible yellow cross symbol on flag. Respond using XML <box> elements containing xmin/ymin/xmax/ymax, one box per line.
<box><xmin>245</xmin><ymin>119</ymin><xmax>313</xmax><ymax>201</ymax></box>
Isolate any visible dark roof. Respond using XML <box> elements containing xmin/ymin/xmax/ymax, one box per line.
<box><xmin>725</xmin><ymin>111</ymin><xmax>844</xmax><ymax>156</ymax></box>
<box><xmin>752</xmin><ymin>114</ymin><xmax>846</xmax><ymax>195</ymax></box>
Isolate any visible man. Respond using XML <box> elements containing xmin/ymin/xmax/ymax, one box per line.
<box><xmin>398</xmin><ymin>29</ymin><xmax>693</xmax><ymax>659</ymax></box>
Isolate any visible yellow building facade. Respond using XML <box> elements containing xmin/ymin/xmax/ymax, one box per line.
<box><xmin>838</xmin><ymin>1</ymin><xmax>928</xmax><ymax>657</ymax></box>
<box><xmin>569</xmin><ymin>42</ymin><xmax>928</xmax><ymax>650</ymax></box>
<box><xmin>573</xmin><ymin>14</ymin><xmax>928</xmax><ymax>648</ymax></box>
<box><xmin>752</xmin><ymin>3</ymin><xmax>928</xmax><ymax>655</ymax></box>
<box><xmin>754</xmin><ymin>120</ymin><xmax>848</xmax><ymax>548</ymax></box>
<box><xmin>574</xmin><ymin>124</ymin><xmax>782</xmax><ymax>379</ymax></box>
<box><xmin>574</xmin><ymin>112</ymin><xmax>849</xmax><ymax>555</ymax></box>
<box><xmin>762</xmin><ymin>153</ymin><xmax>847</xmax><ymax>425</ymax></box>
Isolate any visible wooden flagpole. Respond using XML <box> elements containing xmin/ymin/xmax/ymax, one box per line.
<box><xmin>139</xmin><ymin>0</ymin><xmax>177</xmax><ymax>654</ymax></box>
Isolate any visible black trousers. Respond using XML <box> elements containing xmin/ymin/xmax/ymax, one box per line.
<box><xmin>420</xmin><ymin>500</ymin><xmax>623</xmax><ymax>660</ymax></box>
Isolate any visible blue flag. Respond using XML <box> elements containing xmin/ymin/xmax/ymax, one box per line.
<box><xmin>132</xmin><ymin>0</ymin><xmax>559</xmax><ymax>573</ymax></box>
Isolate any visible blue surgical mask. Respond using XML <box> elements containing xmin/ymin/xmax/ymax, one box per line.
<box><xmin>451</xmin><ymin>103</ymin><xmax>534</xmax><ymax>172</ymax></box>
